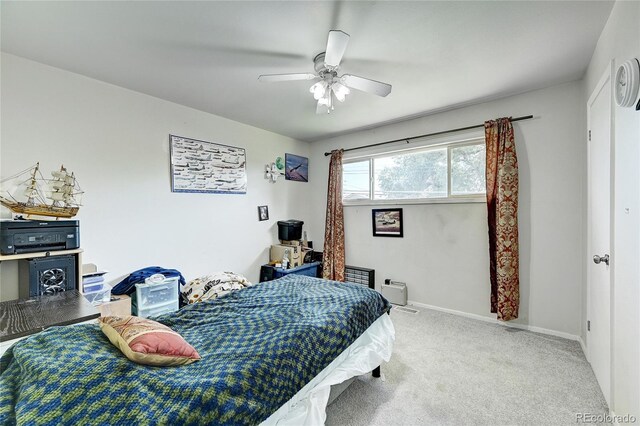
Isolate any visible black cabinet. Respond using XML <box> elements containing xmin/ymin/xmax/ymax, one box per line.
<box><xmin>344</xmin><ymin>265</ymin><xmax>375</xmax><ymax>290</ymax></box>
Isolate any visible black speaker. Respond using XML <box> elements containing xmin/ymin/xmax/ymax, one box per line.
<box><xmin>19</xmin><ymin>255</ymin><xmax>76</xmax><ymax>299</ymax></box>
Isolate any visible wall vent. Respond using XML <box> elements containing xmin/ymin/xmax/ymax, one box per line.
<box><xmin>394</xmin><ymin>306</ymin><xmax>419</xmax><ymax>314</ymax></box>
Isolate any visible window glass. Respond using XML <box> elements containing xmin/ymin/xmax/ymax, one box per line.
<box><xmin>451</xmin><ymin>144</ymin><xmax>486</xmax><ymax>195</ymax></box>
<box><xmin>374</xmin><ymin>149</ymin><xmax>448</xmax><ymax>199</ymax></box>
<box><xmin>342</xmin><ymin>160</ymin><xmax>370</xmax><ymax>200</ymax></box>
<box><xmin>341</xmin><ymin>139</ymin><xmax>486</xmax><ymax>203</ymax></box>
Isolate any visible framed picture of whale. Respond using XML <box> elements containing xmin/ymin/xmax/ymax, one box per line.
<box><xmin>170</xmin><ymin>134</ymin><xmax>247</xmax><ymax>194</ymax></box>
<box><xmin>284</xmin><ymin>153</ymin><xmax>308</xmax><ymax>182</ymax></box>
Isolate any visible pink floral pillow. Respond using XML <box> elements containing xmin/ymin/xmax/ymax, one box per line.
<box><xmin>99</xmin><ymin>316</ymin><xmax>200</xmax><ymax>366</ymax></box>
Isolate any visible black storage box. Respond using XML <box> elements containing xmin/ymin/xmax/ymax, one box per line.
<box><xmin>277</xmin><ymin>220</ymin><xmax>304</xmax><ymax>241</ymax></box>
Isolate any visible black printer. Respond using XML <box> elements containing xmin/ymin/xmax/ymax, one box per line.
<box><xmin>0</xmin><ymin>220</ymin><xmax>80</xmax><ymax>255</ymax></box>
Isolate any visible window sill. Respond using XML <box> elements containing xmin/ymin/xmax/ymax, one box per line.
<box><xmin>342</xmin><ymin>197</ymin><xmax>486</xmax><ymax>207</ymax></box>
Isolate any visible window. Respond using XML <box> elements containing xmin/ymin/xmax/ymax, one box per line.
<box><xmin>342</xmin><ymin>138</ymin><xmax>486</xmax><ymax>204</ymax></box>
<box><xmin>450</xmin><ymin>144</ymin><xmax>486</xmax><ymax>196</ymax></box>
<box><xmin>343</xmin><ymin>160</ymin><xmax>370</xmax><ymax>200</ymax></box>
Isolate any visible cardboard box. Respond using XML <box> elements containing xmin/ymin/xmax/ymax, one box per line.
<box><xmin>270</xmin><ymin>244</ymin><xmax>303</xmax><ymax>268</ymax></box>
<box><xmin>98</xmin><ymin>295</ymin><xmax>132</xmax><ymax>317</ymax></box>
<box><xmin>280</xmin><ymin>240</ymin><xmax>302</xmax><ymax>247</ymax></box>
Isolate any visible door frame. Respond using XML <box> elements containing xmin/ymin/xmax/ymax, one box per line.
<box><xmin>586</xmin><ymin>60</ymin><xmax>615</xmax><ymax>406</ymax></box>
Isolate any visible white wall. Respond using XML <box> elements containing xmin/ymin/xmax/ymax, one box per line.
<box><xmin>584</xmin><ymin>0</ymin><xmax>640</xmax><ymax>418</ymax></box>
<box><xmin>308</xmin><ymin>81</ymin><xmax>586</xmax><ymax>337</ymax></box>
<box><xmin>0</xmin><ymin>53</ymin><xmax>311</xmax><ymax>300</ymax></box>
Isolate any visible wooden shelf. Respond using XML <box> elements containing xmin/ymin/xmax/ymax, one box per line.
<box><xmin>0</xmin><ymin>249</ymin><xmax>84</xmax><ymax>299</ymax></box>
<box><xmin>0</xmin><ymin>248</ymin><xmax>83</xmax><ymax>262</ymax></box>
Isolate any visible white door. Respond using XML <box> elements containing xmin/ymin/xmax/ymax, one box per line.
<box><xmin>587</xmin><ymin>65</ymin><xmax>613</xmax><ymax>406</ymax></box>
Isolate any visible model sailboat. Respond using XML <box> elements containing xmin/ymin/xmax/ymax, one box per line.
<box><xmin>0</xmin><ymin>163</ymin><xmax>83</xmax><ymax>218</ymax></box>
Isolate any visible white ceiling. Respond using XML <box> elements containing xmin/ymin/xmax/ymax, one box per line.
<box><xmin>1</xmin><ymin>1</ymin><xmax>613</xmax><ymax>142</ymax></box>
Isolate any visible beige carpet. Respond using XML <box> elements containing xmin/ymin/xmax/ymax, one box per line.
<box><xmin>325</xmin><ymin>306</ymin><xmax>608</xmax><ymax>425</ymax></box>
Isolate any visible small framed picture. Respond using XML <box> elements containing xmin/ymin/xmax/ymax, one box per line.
<box><xmin>372</xmin><ymin>208</ymin><xmax>403</xmax><ymax>237</ymax></box>
<box><xmin>258</xmin><ymin>205</ymin><xmax>269</xmax><ymax>221</ymax></box>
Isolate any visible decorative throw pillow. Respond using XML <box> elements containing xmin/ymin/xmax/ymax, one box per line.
<box><xmin>181</xmin><ymin>271</ymin><xmax>252</xmax><ymax>305</ymax></box>
<box><xmin>99</xmin><ymin>316</ymin><xmax>200</xmax><ymax>366</ymax></box>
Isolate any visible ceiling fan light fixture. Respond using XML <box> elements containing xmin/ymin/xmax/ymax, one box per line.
<box><xmin>331</xmin><ymin>82</ymin><xmax>350</xmax><ymax>102</ymax></box>
<box><xmin>318</xmin><ymin>94</ymin><xmax>330</xmax><ymax>107</ymax></box>
<box><xmin>318</xmin><ymin>90</ymin><xmax>334</xmax><ymax>113</ymax></box>
<box><xmin>310</xmin><ymin>81</ymin><xmax>327</xmax><ymax>100</ymax></box>
<box><xmin>259</xmin><ymin>30</ymin><xmax>391</xmax><ymax>115</ymax></box>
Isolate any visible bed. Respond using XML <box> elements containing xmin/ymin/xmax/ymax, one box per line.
<box><xmin>0</xmin><ymin>275</ymin><xmax>394</xmax><ymax>425</ymax></box>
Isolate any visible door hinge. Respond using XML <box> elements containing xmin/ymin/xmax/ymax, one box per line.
<box><xmin>588</xmin><ymin>130</ymin><xmax>591</xmax><ymax>141</ymax></box>
<box><xmin>587</xmin><ymin>320</ymin><xmax>591</xmax><ymax>331</ymax></box>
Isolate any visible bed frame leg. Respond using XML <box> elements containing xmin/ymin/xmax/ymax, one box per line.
<box><xmin>372</xmin><ymin>366</ymin><xmax>381</xmax><ymax>378</ymax></box>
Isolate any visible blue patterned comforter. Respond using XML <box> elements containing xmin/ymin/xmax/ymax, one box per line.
<box><xmin>0</xmin><ymin>275</ymin><xmax>390</xmax><ymax>425</ymax></box>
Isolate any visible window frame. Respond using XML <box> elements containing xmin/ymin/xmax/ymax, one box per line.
<box><xmin>342</xmin><ymin>136</ymin><xmax>487</xmax><ymax>206</ymax></box>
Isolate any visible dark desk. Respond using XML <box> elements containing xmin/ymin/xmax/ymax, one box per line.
<box><xmin>0</xmin><ymin>290</ymin><xmax>100</xmax><ymax>341</ymax></box>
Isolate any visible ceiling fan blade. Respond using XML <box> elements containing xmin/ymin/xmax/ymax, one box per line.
<box><xmin>324</xmin><ymin>30</ymin><xmax>350</xmax><ymax>68</ymax></box>
<box><xmin>258</xmin><ymin>73</ymin><xmax>318</xmax><ymax>82</ymax></box>
<box><xmin>340</xmin><ymin>74</ymin><xmax>392</xmax><ymax>97</ymax></box>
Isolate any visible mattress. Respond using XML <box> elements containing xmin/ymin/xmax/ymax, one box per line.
<box><xmin>262</xmin><ymin>313</ymin><xmax>395</xmax><ymax>425</ymax></box>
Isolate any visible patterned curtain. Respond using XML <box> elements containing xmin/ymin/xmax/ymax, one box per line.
<box><xmin>485</xmin><ymin>118</ymin><xmax>519</xmax><ymax>321</ymax></box>
<box><xmin>322</xmin><ymin>150</ymin><xmax>345</xmax><ymax>281</ymax></box>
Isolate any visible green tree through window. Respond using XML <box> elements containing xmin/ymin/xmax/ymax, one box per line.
<box><xmin>343</xmin><ymin>140</ymin><xmax>486</xmax><ymax>202</ymax></box>
<box><xmin>451</xmin><ymin>144</ymin><xmax>485</xmax><ymax>194</ymax></box>
<box><xmin>376</xmin><ymin>149</ymin><xmax>447</xmax><ymax>199</ymax></box>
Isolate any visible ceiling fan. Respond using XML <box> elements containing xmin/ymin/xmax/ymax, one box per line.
<box><xmin>258</xmin><ymin>30</ymin><xmax>392</xmax><ymax>114</ymax></box>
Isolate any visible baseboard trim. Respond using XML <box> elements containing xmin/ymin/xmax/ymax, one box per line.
<box><xmin>407</xmin><ymin>300</ymin><xmax>581</xmax><ymax>342</ymax></box>
<box><xmin>578</xmin><ymin>336</ymin><xmax>588</xmax><ymax>359</ymax></box>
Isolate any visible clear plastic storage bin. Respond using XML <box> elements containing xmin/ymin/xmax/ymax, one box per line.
<box><xmin>132</xmin><ymin>276</ymin><xmax>179</xmax><ymax>318</ymax></box>
<box><xmin>83</xmin><ymin>283</ymin><xmax>112</xmax><ymax>305</ymax></box>
<box><xmin>83</xmin><ymin>282</ymin><xmax>104</xmax><ymax>293</ymax></box>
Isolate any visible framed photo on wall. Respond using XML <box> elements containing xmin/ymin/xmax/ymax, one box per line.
<box><xmin>258</xmin><ymin>205</ymin><xmax>269</xmax><ymax>221</ymax></box>
<box><xmin>372</xmin><ymin>208</ymin><xmax>403</xmax><ymax>237</ymax></box>
<box><xmin>285</xmin><ymin>153</ymin><xmax>308</xmax><ymax>182</ymax></box>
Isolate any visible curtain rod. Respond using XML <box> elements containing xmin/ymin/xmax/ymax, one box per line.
<box><xmin>323</xmin><ymin>115</ymin><xmax>534</xmax><ymax>156</ymax></box>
